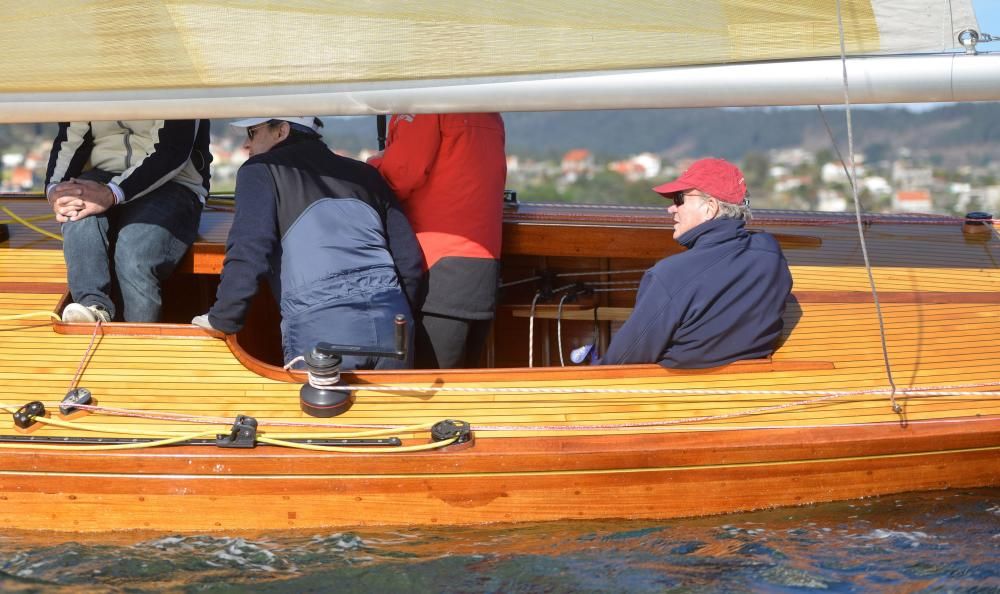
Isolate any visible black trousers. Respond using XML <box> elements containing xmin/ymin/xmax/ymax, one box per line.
<box><xmin>414</xmin><ymin>313</ymin><xmax>493</xmax><ymax>369</ymax></box>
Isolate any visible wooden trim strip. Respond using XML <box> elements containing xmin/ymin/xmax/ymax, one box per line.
<box><xmin>0</xmin><ymin>417</ymin><xmax>996</xmax><ymax>476</ymax></box>
<box><xmin>0</xmin><ymin>282</ymin><xmax>67</xmax><ymax>294</ymax></box>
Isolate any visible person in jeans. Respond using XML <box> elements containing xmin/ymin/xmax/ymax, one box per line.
<box><xmin>193</xmin><ymin>117</ymin><xmax>424</xmax><ymax>370</ymax></box>
<box><xmin>45</xmin><ymin>120</ymin><xmax>212</xmax><ymax>323</ymax></box>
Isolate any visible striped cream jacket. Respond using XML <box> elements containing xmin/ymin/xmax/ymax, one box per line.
<box><xmin>45</xmin><ymin>120</ymin><xmax>211</xmax><ymax>202</ymax></box>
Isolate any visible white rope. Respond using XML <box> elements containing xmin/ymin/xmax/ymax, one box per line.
<box><xmin>4</xmin><ymin>380</ymin><xmax>995</xmax><ymax>434</ymax></box>
<box><xmin>527</xmin><ymin>290</ymin><xmax>542</xmax><ymax>368</ymax></box>
<box><xmin>557</xmin><ymin>292</ymin><xmax>571</xmax><ymax>367</ymax></box>
<box><xmin>311</xmin><ymin>384</ymin><xmax>1000</xmax><ymax>398</ymax></box>
<box><xmin>835</xmin><ymin>0</ymin><xmax>900</xmax><ymax>413</ymax></box>
<box><xmin>283</xmin><ymin>355</ymin><xmax>343</xmax><ymax>388</ymax></box>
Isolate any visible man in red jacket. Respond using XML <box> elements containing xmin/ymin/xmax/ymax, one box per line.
<box><xmin>369</xmin><ymin>113</ymin><xmax>506</xmax><ymax>368</ymax></box>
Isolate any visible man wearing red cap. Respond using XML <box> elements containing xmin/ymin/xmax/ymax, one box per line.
<box><xmin>600</xmin><ymin>158</ymin><xmax>792</xmax><ymax>368</ymax></box>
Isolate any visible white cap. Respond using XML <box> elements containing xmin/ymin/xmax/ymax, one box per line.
<box><xmin>231</xmin><ymin>117</ymin><xmax>321</xmax><ymax>132</ymax></box>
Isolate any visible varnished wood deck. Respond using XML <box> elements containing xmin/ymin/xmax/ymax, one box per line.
<box><xmin>0</xmin><ymin>197</ymin><xmax>998</xmax><ymax>531</ymax></box>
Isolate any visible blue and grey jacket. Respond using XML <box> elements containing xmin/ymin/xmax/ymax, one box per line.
<box><xmin>208</xmin><ymin>136</ymin><xmax>425</xmax><ymax>368</ymax></box>
<box><xmin>601</xmin><ymin>218</ymin><xmax>792</xmax><ymax>368</ymax></box>
<box><xmin>44</xmin><ymin>120</ymin><xmax>212</xmax><ymax>202</ymax></box>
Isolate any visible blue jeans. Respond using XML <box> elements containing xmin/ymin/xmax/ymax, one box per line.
<box><xmin>281</xmin><ymin>273</ymin><xmax>414</xmax><ymax>371</ymax></box>
<box><xmin>61</xmin><ymin>181</ymin><xmax>202</xmax><ymax>322</ymax></box>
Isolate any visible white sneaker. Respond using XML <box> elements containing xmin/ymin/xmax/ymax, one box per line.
<box><xmin>62</xmin><ymin>303</ymin><xmax>112</xmax><ymax>323</ymax></box>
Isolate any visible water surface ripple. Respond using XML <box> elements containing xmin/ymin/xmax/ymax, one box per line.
<box><xmin>0</xmin><ymin>488</ymin><xmax>996</xmax><ymax>593</ymax></box>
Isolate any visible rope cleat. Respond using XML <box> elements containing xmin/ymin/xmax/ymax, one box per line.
<box><xmin>60</xmin><ymin>387</ymin><xmax>93</xmax><ymax>415</ymax></box>
<box><xmin>13</xmin><ymin>401</ymin><xmax>45</xmax><ymax>429</ymax></box>
<box><xmin>216</xmin><ymin>415</ymin><xmax>258</xmax><ymax>448</ymax></box>
<box><xmin>431</xmin><ymin>419</ymin><xmax>473</xmax><ymax>447</ymax></box>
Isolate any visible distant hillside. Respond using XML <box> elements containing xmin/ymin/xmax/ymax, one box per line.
<box><xmin>322</xmin><ymin>103</ymin><xmax>1000</xmax><ymax>165</ymax></box>
<box><xmin>5</xmin><ymin>103</ymin><xmax>999</xmax><ymax>168</ymax></box>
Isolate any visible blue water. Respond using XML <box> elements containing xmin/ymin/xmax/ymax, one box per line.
<box><xmin>1</xmin><ymin>488</ymin><xmax>997</xmax><ymax>593</ymax></box>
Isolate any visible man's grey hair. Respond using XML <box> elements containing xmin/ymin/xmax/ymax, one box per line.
<box><xmin>699</xmin><ymin>193</ymin><xmax>752</xmax><ymax>221</ymax></box>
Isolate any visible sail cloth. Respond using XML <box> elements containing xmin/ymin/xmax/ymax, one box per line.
<box><xmin>0</xmin><ymin>0</ymin><xmax>986</xmax><ymax>121</ymax></box>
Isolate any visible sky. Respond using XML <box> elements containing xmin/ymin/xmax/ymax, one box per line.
<box><xmin>974</xmin><ymin>0</ymin><xmax>1000</xmax><ymax>38</ymax></box>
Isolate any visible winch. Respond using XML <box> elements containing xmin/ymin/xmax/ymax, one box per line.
<box><xmin>299</xmin><ymin>314</ymin><xmax>408</xmax><ymax>417</ymax></box>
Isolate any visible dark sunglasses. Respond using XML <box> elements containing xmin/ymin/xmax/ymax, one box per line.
<box><xmin>246</xmin><ymin>122</ymin><xmax>270</xmax><ymax>140</ymax></box>
<box><xmin>671</xmin><ymin>191</ymin><xmax>711</xmax><ymax>207</ymax></box>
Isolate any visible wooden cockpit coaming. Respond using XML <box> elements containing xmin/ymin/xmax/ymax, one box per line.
<box><xmin>6</xmin><ymin>196</ymin><xmax>1000</xmax><ymax>376</ymax></box>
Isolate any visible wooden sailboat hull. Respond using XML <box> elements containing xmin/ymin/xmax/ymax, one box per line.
<box><xmin>1</xmin><ymin>418</ymin><xmax>997</xmax><ymax>532</ymax></box>
<box><xmin>1</xmin><ymin>197</ymin><xmax>998</xmax><ymax>532</ymax></box>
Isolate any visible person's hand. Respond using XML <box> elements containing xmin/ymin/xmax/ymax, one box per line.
<box><xmin>52</xmin><ymin>179</ymin><xmax>115</xmax><ymax>222</ymax></box>
<box><xmin>47</xmin><ymin>181</ymin><xmax>83</xmax><ymax>221</ymax></box>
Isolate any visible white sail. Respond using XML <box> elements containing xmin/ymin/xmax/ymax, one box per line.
<box><xmin>0</xmin><ymin>0</ymin><xmax>987</xmax><ymax>121</ymax></box>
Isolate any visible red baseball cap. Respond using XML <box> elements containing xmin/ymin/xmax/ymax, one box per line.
<box><xmin>653</xmin><ymin>158</ymin><xmax>747</xmax><ymax>204</ymax></box>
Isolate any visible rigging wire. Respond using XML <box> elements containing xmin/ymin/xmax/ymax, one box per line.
<box><xmin>834</xmin><ymin>0</ymin><xmax>900</xmax><ymax>414</ymax></box>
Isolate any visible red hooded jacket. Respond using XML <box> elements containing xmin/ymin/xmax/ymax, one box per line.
<box><xmin>369</xmin><ymin>113</ymin><xmax>506</xmax><ymax>270</ymax></box>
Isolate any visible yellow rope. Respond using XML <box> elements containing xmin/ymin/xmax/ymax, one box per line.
<box><xmin>29</xmin><ymin>415</ymin><xmax>181</xmax><ymax>437</ymax></box>
<box><xmin>0</xmin><ymin>213</ymin><xmax>51</xmax><ymax>225</ymax></box>
<box><xmin>0</xmin><ymin>407</ymin><xmax>453</xmax><ymax>452</ymax></box>
<box><xmin>266</xmin><ymin>422</ymin><xmax>438</xmax><ymax>440</ymax></box>
<box><xmin>0</xmin><ymin>311</ymin><xmax>60</xmax><ymax>322</ymax></box>
<box><xmin>0</xmin><ymin>206</ymin><xmax>62</xmax><ymax>242</ymax></box>
<box><xmin>257</xmin><ymin>434</ymin><xmax>457</xmax><ymax>453</ymax></box>
<box><xmin>0</xmin><ymin>407</ymin><xmax>438</xmax><ymax>439</ymax></box>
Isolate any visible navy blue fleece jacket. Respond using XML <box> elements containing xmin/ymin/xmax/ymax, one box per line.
<box><xmin>600</xmin><ymin>218</ymin><xmax>792</xmax><ymax>368</ymax></box>
<box><xmin>208</xmin><ymin>137</ymin><xmax>425</xmax><ymax>335</ymax></box>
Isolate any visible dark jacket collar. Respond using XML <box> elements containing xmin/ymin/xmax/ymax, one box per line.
<box><xmin>676</xmin><ymin>217</ymin><xmax>748</xmax><ymax>249</ymax></box>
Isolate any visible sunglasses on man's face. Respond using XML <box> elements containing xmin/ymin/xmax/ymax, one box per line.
<box><xmin>671</xmin><ymin>191</ymin><xmax>711</xmax><ymax>207</ymax></box>
<box><xmin>246</xmin><ymin>123</ymin><xmax>269</xmax><ymax>140</ymax></box>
